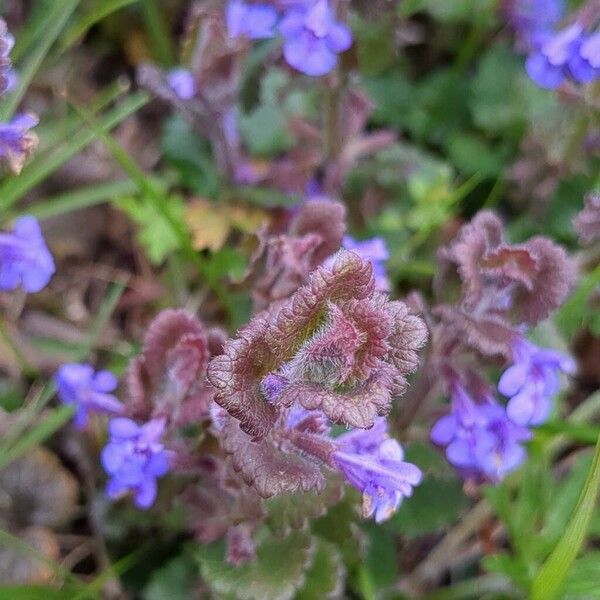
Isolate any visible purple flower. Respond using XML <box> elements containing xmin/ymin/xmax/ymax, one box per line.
<box><xmin>227</xmin><ymin>0</ymin><xmax>278</xmax><ymax>40</ymax></box>
<box><xmin>499</xmin><ymin>338</ymin><xmax>576</xmax><ymax>426</ymax></box>
<box><xmin>101</xmin><ymin>417</ymin><xmax>170</xmax><ymax>509</ymax></box>
<box><xmin>56</xmin><ymin>363</ymin><xmax>123</xmax><ymax>429</ymax></box>
<box><xmin>342</xmin><ymin>235</ymin><xmax>390</xmax><ymax>292</ymax></box>
<box><xmin>261</xmin><ymin>372</ymin><xmax>289</xmax><ymax>402</ymax></box>
<box><xmin>506</xmin><ymin>0</ymin><xmax>564</xmax><ymax>48</ymax></box>
<box><xmin>166</xmin><ymin>68</ymin><xmax>196</xmax><ymax>100</ymax></box>
<box><xmin>0</xmin><ymin>113</ymin><xmax>39</xmax><ymax>174</ymax></box>
<box><xmin>431</xmin><ymin>384</ymin><xmax>531</xmax><ymax>482</ymax></box>
<box><xmin>279</xmin><ymin>0</ymin><xmax>352</xmax><ymax>76</ymax></box>
<box><xmin>0</xmin><ymin>216</ymin><xmax>55</xmax><ymax>293</ymax></box>
<box><xmin>571</xmin><ymin>31</ymin><xmax>600</xmax><ymax>83</ymax></box>
<box><xmin>333</xmin><ymin>419</ymin><xmax>422</xmax><ymax>522</ymax></box>
<box><xmin>525</xmin><ymin>24</ymin><xmax>600</xmax><ymax>89</ymax></box>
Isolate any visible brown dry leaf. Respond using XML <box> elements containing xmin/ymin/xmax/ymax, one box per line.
<box><xmin>224</xmin><ymin>204</ymin><xmax>269</xmax><ymax>234</ymax></box>
<box><xmin>185</xmin><ymin>198</ymin><xmax>270</xmax><ymax>251</ymax></box>
<box><xmin>185</xmin><ymin>198</ymin><xmax>231</xmax><ymax>252</ymax></box>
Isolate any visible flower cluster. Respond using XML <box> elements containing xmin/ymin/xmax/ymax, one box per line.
<box><xmin>431</xmin><ymin>383</ymin><xmax>531</xmax><ymax>482</ymax></box>
<box><xmin>432</xmin><ymin>336</ymin><xmax>574</xmax><ymax>483</ymax></box>
<box><xmin>226</xmin><ymin>0</ymin><xmax>352</xmax><ymax>76</ymax></box>
<box><xmin>507</xmin><ymin>1</ymin><xmax>600</xmax><ymax>89</ymax></box>
<box><xmin>101</xmin><ymin>417</ymin><xmax>170</xmax><ymax>509</ymax></box>
<box><xmin>208</xmin><ymin>250</ymin><xmax>427</xmax><ymax>520</ymax></box>
<box><xmin>429</xmin><ymin>211</ymin><xmax>576</xmax><ymax>482</ymax></box>
<box><xmin>0</xmin><ymin>216</ymin><xmax>55</xmax><ymax>294</ymax></box>
<box><xmin>499</xmin><ymin>338</ymin><xmax>576</xmax><ymax>426</ymax></box>
<box><xmin>55</xmin><ymin>363</ymin><xmax>123</xmax><ymax>429</ymax></box>
<box><xmin>0</xmin><ymin>23</ymin><xmax>48</xmax><ymax>295</ymax></box>
<box><xmin>526</xmin><ymin>24</ymin><xmax>600</xmax><ymax>89</ymax></box>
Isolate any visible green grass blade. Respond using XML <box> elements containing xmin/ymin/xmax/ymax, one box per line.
<box><xmin>76</xmin><ymin>280</ymin><xmax>128</xmax><ymax>361</ymax></box>
<box><xmin>61</xmin><ymin>0</ymin><xmax>142</xmax><ymax>50</ymax></box>
<box><xmin>14</xmin><ymin>180</ymin><xmax>138</xmax><ymax>220</ymax></box>
<box><xmin>0</xmin><ymin>0</ymin><xmax>80</xmax><ymax>120</ymax></box>
<box><xmin>0</xmin><ymin>528</ymin><xmax>80</xmax><ymax>586</ymax></box>
<box><xmin>0</xmin><ymin>405</ymin><xmax>75</xmax><ymax>471</ymax></box>
<box><xmin>0</xmin><ymin>91</ymin><xmax>148</xmax><ymax>215</ymax></box>
<box><xmin>141</xmin><ymin>0</ymin><xmax>175</xmax><ymax>65</ymax></box>
<box><xmin>35</xmin><ymin>80</ymin><xmax>128</xmax><ymax>152</ymax></box>
<box><xmin>531</xmin><ymin>434</ymin><xmax>600</xmax><ymax>600</ymax></box>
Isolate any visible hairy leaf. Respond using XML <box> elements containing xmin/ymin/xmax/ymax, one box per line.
<box><xmin>198</xmin><ymin>530</ymin><xmax>315</xmax><ymax>600</ymax></box>
<box><xmin>296</xmin><ymin>540</ymin><xmax>345</xmax><ymax>600</ymax></box>
<box><xmin>127</xmin><ymin>309</ymin><xmax>213</xmax><ymax>426</ymax></box>
<box><xmin>265</xmin><ymin>476</ymin><xmax>344</xmax><ymax>535</ymax></box>
<box><xmin>220</xmin><ymin>417</ymin><xmax>325</xmax><ymax>498</ymax></box>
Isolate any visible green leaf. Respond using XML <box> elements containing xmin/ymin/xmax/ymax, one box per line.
<box><xmin>161</xmin><ymin>115</ymin><xmax>221</xmax><ymax>197</ymax></box>
<box><xmin>353</xmin><ymin>18</ymin><xmax>395</xmax><ymax>75</ymax></box>
<box><xmin>445</xmin><ymin>133</ymin><xmax>505</xmax><ymax>177</ymax></box>
<box><xmin>0</xmin><ymin>586</ymin><xmax>82</xmax><ymax>600</ymax></box>
<box><xmin>117</xmin><ymin>194</ymin><xmax>186</xmax><ymax>264</ymax></box>
<box><xmin>198</xmin><ymin>529</ymin><xmax>314</xmax><ymax>600</ymax></box>
<box><xmin>556</xmin><ymin>263</ymin><xmax>600</xmax><ymax>338</ymax></box>
<box><xmin>143</xmin><ymin>552</ymin><xmax>197</xmax><ymax>600</ymax></box>
<box><xmin>531</xmin><ymin>435</ymin><xmax>600</xmax><ymax>600</ymax></box>
<box><xmin>265</xmin><ymin>477</ymin><xmax>344</xmax><ymax>535</ymax></box>
<box><xmin>239</xmin><ymin>104</ymin><xmax>294</xmax><ymax>156</ymax></box>
<box><xmin>363</xmin><ymin>523</ymin><xmax>399</xmax><ymax>589</ymax></box>
<box><xmin>296</xmin><ymin>541</ymin><xmax>344</xmax><ymax>600</ymax></box>
<box><xmin>562</xmin><ymin>552</ymin><xmax>600</xmax><ymax>598</ymax></box>
<box><xmin>389</xmin><ymin>477</ymin><xmax>468</xmax><ymax>537</ymax></box>
<box><xmin>312</xmin><ymin>492</ymin><xmax>366</xmax><ymax>568</ymax></box>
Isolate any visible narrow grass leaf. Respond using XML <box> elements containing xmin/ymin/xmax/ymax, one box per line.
<box><xmin>531</xmin><ymin>434</ymin><xmax>600</xmax><ymax>600</ymax></box>
<box><xmin>0</xmin><ymin>405</ymin><xmax>74</xmax><ymax>471</ymax></box>
<box><xmin>61</xmin><ymin>0</ymin><xmax>142</xmax><ymax>50</ymax></box>
<box><xmin>0</xmin><ymin>92</ymin><xmax>148</xmax><ymax>215</ymax></box>
<box><xmin>0</xmin><ymin>0</ymin><xmax>80</xmax><ymax>120</ymax></box>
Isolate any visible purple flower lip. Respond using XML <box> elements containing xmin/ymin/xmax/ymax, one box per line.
<box><xmin>166</xmin><ymin>68</ymin><xmax>196</xmax><ymax>100</ymax></box>
<box><xmin>498</xmin><ymin>338</ymin><xmax>575</xmax><ymax>427</ymax></box>
<box><xmin>0</xmin><ymin>113</ymin><xmax>39</xmax><ymax>174</ymax></box>
<box><xmin>101</xmin><ymin>417</ymin><xmax>170</xmax><ymax>509</ymax></box>
<box><xmin>431</xmin><ymin>384</ymin><xmax>531</xmax><ymax>483</ymax></box>
<box><xmin>333</xmin><ymin>420</ymin><xmax>422</xmax><ymax>522</ymax></box>
<box><xmin>524</xmin><ymin>22</ymin><xmax>600</xmax><ymax>89</ymax></box>
<box><xmin>227</xmin><ymin>0</ymin><xmax>278</xmax><ymax>40</ymax></box>
<box><xmin>55</xmin><ymin>363</ymin><xmax>123</xmax><ymax>429</ymax></box>
<box><xmin>0</xmin><ymin>215</ymin><xmax>55</xmax><ymax>293</ymax></box>
<box><xmin>279</xmin><ymin>0</ymin><xmax>353</xmax><ymax>76</ymax></box>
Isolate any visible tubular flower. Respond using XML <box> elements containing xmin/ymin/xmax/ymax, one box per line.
<box><xmin>499</xmin><ymin>338</ymin><xmax>576</xmax><ymax>426</ymax></box>
<box><xmin>166</xmin><ymin>68</ymin><xmax>196</xmax><ymax>100</ymax></box>
<box><xmin>101</xmin><ymin>417</ymin><xmax>170</xmax><ymax>509</ymax></box>
<box><xmin>0</xmin><ymin>113</ymin><xmax>39</xmax><ymax>175</ymax></box>
<box><xmin>431</xmin><ymin>384</ymin><xmax>531</xmax><ymax>482</ymax></box>
<box><xmin>0</xmin><ymin>216</ymin><xmax>55</xmax><ymax>293</ymax></box>
<box><xmin>226</xmin><ymin>0</ymin><xmax>278</xmax><ymax>40</ymax></box>
<box><xmin>333</xmin><ymin>420</ymin><xmax>422</xmax><ymax>522</ymax></box>
<box><xmin>279</xmin><ymin>0</ymin><xmax>352</xmax><ymax>76</ymax></box>
<box><xmin>526</xmin><ymin>24</ymin><xmax>600</xmax><ymax>89</ymax></box>
<box><xmin>55</xmin><ymin>363</ymin><xmax>123</xmax><ymax>429</ymax></box>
